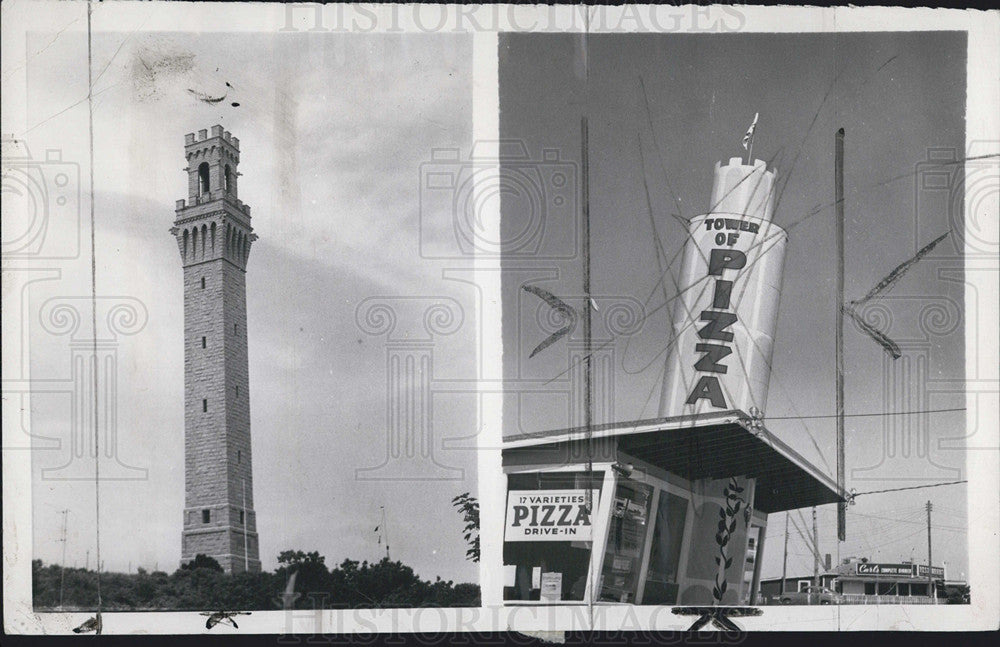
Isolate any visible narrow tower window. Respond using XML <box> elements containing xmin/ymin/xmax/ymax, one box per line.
<box><xmin>225</xmin><ymin>164</ymin><xmax>232</xmax><ymax>194</ymax></box>
<box><xmin>234</xmin><ymin>323</ymin><xmax>239</xmax><ymax>335</ymax></box>
<box><xmin>235</xmin><ymin>386</ymin><xmax>240</xmax><ymax>397</ymax></box>
<box><xmin>202</xmin><ymin>399</ymin><xmax>208</xmax><ymax>412</ymax></box>
<box><xmin>201</xmin><ymin>277</ymin><xmax>206</xmax><ymax>289</ymax></box>
<box><xmin>202</xmin><ymin>509</ymin><xmax>211</xmax><ymax>524</ymax></box>
<box><xmin>198</xmin><ymin>162</ymin><xmax>210</xmax><ymax>195</ymax></box>
<box><xmin>201</xmin><ymin>336</ymin><xmax>206</xmax><ymax>349</ymax></box>
<box><xmin>239</xmin><ymin>510</ymin><xmax>245</xmax><ymax>525</ymax></box>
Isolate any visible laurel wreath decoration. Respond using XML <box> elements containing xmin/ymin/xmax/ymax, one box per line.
<box><xmin>713</xmin><ymin>477</ymin><xmax>752</xmax><ymax>603</ymax></box>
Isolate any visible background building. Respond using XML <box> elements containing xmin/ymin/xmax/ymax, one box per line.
<box><xmin>759</xmin><ymin>557</ymin><xmax>952</xmax><ymax>604</ymax></box>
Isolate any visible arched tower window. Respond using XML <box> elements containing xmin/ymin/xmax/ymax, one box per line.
<box><xmin>224</xmin><ymin>165</ymin><xmax>232</xmax><ymax>194</ymax></box>
<box><xmin>198</xmin><ymin>162</ymin><xmax>210</xmax><ymax>195</ymax></box>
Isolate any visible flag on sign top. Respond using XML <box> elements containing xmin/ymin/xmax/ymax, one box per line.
<box><xmin>742</xmin><ymin>112</ymin><xmax>759</xmax><ymax>150</ymax></box>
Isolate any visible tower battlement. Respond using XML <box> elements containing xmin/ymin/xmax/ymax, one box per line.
<box><xmin>185</xmin><ymin>124</ymin><xmax>240</xmax><ymax>150</ymax></box>
<box><xmin>708</xmin><ymin>157</ymin><xmax>777</xmax><ymax>222</ymax></box>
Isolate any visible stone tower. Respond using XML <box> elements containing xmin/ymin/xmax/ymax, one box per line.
<box><xmin>170</xmin><ymin>125</ymin><xmax>261</xmax><ymax>573</ymax></box>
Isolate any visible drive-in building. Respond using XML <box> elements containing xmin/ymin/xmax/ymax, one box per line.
<box><xmin>502</xmin><ymin>157</ymin><xmax>846</xmax><ymax>605</ymax></box>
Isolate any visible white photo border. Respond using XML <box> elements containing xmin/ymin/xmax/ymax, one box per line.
<box><xmin>2</xmin><ymin>1</ymin><xmax>997</xmax><ymax>634</ymax></box>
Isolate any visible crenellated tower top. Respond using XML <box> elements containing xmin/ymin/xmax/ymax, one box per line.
<box><xmin>170</xmin><ymin>125</ymin><xmax>256</xmax><ymax>271</ymax></box>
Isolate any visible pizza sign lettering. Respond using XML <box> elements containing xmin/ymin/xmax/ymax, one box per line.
<box><xmin>505</xmin><ymin>490</ymin><xmax>599</xmax><ymax>542</ymax></box>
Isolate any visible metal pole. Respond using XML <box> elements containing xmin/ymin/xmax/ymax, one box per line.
<box><xmin>836</xmin><ymin>127</ymin><xmax>847</xmax><ymax>543</ymax></box>
<box><xmin>781</xmin><ymin>513</ymin><xmax>789</xmax><ymax>594</ymax></box>
<box><xmin>382</xmin><ymin>506</ymin><xmax>390</xmax><ymax>560</ymax></box>
<box><xmin>812</xmin><ymin>507</ymin><xmax>819</xmax><ymax>604</ymax></box>
<box><xmin>580</xmin><ymin>10</ymin><xmax>595</xmax><ymax>619</ymax></box>
<box><xmin>927</xmin><ymin>501</ymin><xmax>934</xmax><ymax>603</ymax></box>
<box><xmin>59</xmin><ymin>509</ymin><xmax>68</xmax><ymax>609</ymax></box>
<box><xmin>242</xmin><ymin>478</ymin><xmax>249</xmax><ymax>573</ymax></box>
<box><xmin>581</xmin><ymin>115</ymin><xmax>592</xmax><ymax>453</ymax></box>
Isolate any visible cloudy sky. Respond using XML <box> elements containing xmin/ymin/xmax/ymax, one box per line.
<box><xmin>23</xmin><ymin>29</ymin><xmax>478</xmax><ymax>582</ymax></box>
<box><xmin>499</xmin><ymin>32</ymin><xmax>971</xmax><ymax>581</ymax></box>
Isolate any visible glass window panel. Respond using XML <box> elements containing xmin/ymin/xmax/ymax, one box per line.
<box><xmin>641</xmin><ymin>489</ymin><xmax>687</xmax><ymax>605</ymax></box>
<box><xmin>503</xmin><ymin>470</ymin><xmax>604</xmax><ymax>602</ymax></box>
<box><xmin>598</xmin><ymin>480</ymin><xmax>653</xmax><ymax>603</ymax></box>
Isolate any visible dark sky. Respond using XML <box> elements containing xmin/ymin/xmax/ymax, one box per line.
<box><xmin>499</xmin><ymin>31</ymin><xmax>969</xmax><ymax>579</ymax></box>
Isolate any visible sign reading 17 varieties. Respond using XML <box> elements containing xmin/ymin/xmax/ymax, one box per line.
<box><xmin>505</xmin><ymin>490</ymin><xmax>599</xmax><ymax>542</ymax></box>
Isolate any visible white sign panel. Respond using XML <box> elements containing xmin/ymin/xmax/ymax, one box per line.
<box><xmin>504</xmin><ymin>489</ymin><xmax>598</xmax><ymax>542</ymax></box>
<box><xmin>540</xmin><ymin>572</ymin><xmax>563</xmax><ymax>601</ymax></box>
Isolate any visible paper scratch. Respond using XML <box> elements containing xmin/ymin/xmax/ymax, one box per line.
<box><xmin>846</xmin><ymin>230</ymin><xmax>950</xmax><ymax>359</ymax></box>
<box><xmin>522</xmin><ymin>285</ymin><xmax>578</xmax><ymax>359</ymax></box>
<box><xmin>187</xmin><ymin>88</ymin><xmax>227</xmax><ymax>104</ymax></box>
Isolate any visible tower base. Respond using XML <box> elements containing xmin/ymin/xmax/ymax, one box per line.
<box><xmin>182</xmin><ymin>522</ymin><xmax>261</xmax><ymax>574</ymax></box>
<box><xmin>180</xmin><ymin>552</ymin><xmax>262</xmax><ymax>574</ymax></box>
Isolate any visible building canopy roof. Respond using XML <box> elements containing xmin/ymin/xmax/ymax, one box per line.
<box><xmin>503</xmin><ymin>409</ymin><xmax>845</xmax><ymax>514</ymax></box>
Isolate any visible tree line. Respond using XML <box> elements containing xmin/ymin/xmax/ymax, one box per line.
<box><xmin>32</xmin><ymin>551</ymin><xmax>479</xmax><ymax>611</ymax></box>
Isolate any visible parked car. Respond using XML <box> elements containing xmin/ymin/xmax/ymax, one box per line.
<box><xmin>773</xmin><ymin>585</ymin><xmax>843</xmax><ymax>605</ymax></box>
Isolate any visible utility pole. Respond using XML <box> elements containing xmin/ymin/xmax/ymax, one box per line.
<box><xmin>812</xmin><ymin>507</ymin><xmax>819</xmax><ymax>604</ymax></box>
<box><xmin>926</xmin><ymin>500</ymin><xmax>934</xmax><ymax>603</ymax></box>
<box><xmin>835</xmin><ymin>127</ymin><xmax>847</xmax><ymax>542</ymax></box>
<box><xmin>581</xmin><ymin>114</ymin><xmax>594</xmax><ymax>517</ymax></box>
<box><xmin>781</xmin><ymin>513</ymin><xmax>789</xmax><ymax>594</ymax></box>
<box><xmin>381</xmin><ymin>506</ymin><xmax>390</xmax><ymax>561</ymax></box>
<box><xmin>58</xmin><ymin>509</ymin><xmax>69</xmax><ymax>610</ymax></box>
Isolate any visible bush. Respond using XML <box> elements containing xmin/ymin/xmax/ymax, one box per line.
<box><xmin>180</xmin><ymin>554</ymin><xmax>224</xmax><ymax>572</ymax></box>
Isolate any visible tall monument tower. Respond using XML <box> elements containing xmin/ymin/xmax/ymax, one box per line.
<box><xmin>170</xmin><ymin>125</ymin><xmax>261</xmax><ymax>573</ymax></box>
